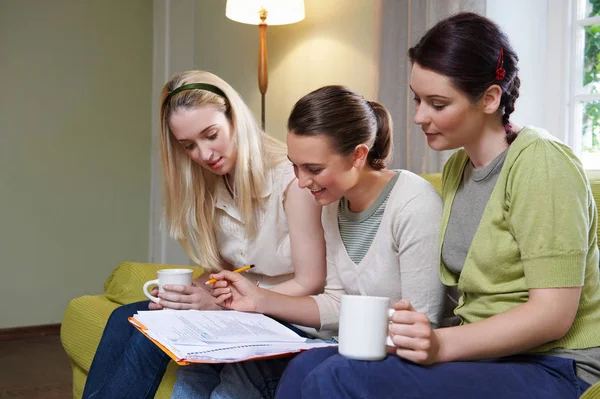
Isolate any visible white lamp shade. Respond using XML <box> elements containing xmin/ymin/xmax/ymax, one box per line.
<box><xmin>225</xmin><ymin>0</ymin><xmax>305</xmax><ymax>26</ymax></box>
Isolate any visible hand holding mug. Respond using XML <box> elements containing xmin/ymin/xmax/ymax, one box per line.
<box><xmin>143</xmin><ymin>268</ymin><xmax>193</xmax><ymax>309</ymax></box>
<box><xmin>157</xmin><ymin>282</ymin><xmax>222</xmax><ymax>310</ymax></box>
<box><xmin>148</xmin><ymin>287</ymin><xmax>163</xmax><ymax>310</ymax></box>
<box><xmin>389</xmin><ymin>299</ymin><xmax>441</xmax><ymax>365</ymax></box>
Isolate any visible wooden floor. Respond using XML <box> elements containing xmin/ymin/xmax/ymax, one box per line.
<box><xmin>0</xmin><ymin>334</ymin><xmax>72</xmax><ymax>398</ymax></box>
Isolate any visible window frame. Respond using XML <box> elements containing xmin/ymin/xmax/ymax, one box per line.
<box><xmin>568</xmin><ymin>0</ymin><xmax>600</xmax><ymax>167</ymax></box>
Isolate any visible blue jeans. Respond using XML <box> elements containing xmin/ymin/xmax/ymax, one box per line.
<box><xmin>171</xmin><ymin>357</ymin><xmax>292</xmax><ymax>399</ymax></box>
<box><xmin>82</xmin><ymin>301</ymin><xmax>171</xmax><ymax>399</ymax></box>
<box><xmin>275</xmin><ymin>346</ymin><xmax>592</xmax><ymax>399</ymax></box>
<box><xmin>170</xmin><ymin>321</ymin><xmax>313</xmax><ymax>399</ymax></box>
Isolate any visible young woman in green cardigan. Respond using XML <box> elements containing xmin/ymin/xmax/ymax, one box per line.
<box><xmin>273</xmin><ymin>12</ymin><xmax>600</xmax><ymax>399</ymax></box>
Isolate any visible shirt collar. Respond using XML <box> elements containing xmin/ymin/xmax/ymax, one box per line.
<box><xmin>214</xmin><ymin>168</ymin><xmax>273</xmax><ymax>220</ymax></box>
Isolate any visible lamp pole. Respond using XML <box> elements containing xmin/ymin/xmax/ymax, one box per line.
<box><xmin>225</xmin><ymin>1</ymin><xmax>305</xmax><ymax>130</ymax></box>
<box><xmin>258</xmin><ymin>8</ymin><xmax>268</xmax><ymax>131</ymax></box>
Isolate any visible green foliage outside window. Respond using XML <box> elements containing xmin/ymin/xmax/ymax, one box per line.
<box><xmin>583</xmin><ymin>0</ymin><xmax>600</xmax><ymax>152</ymax></box>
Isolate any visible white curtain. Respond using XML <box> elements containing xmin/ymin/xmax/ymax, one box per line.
<box><xmin>378</xmin><ymin>0</ymin><xmax>486</xmax><ymax>174</ymax></box>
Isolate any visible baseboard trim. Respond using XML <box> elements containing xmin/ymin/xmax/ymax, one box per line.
<box><xmin>0</xmin><ymin>324</ymin><xmax>61</xmax><ymax>341</ymax></box>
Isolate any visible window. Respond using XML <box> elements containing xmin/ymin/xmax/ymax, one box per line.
<box><xmin>571</xmin><ymin>0</ymin><xmax>600</xmax><ymax>169</ymax></box>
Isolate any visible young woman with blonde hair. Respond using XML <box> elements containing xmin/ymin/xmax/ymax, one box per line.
<box><xmin>82</xmin><ymin>70</ymin><xmax>326</xmax><ymax>399</ymax></box>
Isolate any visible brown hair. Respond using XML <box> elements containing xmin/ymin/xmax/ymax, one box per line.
<box><xmin>287</xmin><ymin>85</ymin><xmax>393</xmax><ymax>170</ymax></box>
<box><xmin>408</xmin><ymin>12</ymin><xmax>520</xmax><ymax>143</ymax></box>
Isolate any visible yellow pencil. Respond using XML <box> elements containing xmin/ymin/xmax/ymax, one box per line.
<box><xmin>204</xmin><ymin>264</ymin><xmax>255</xmax><ymax>285</ymax></box>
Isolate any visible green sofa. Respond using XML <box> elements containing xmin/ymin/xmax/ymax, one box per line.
<box><xmin>61</xmin><ymin>262</ymin><xmax>205</xmax><ymax>398</ymax></box>
<box><xmin>61</xmin><ymin>171</ymin><xmax>600</xmax><ymax>399</ymax></box>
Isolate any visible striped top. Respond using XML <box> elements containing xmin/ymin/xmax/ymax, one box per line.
<box><xmin>312</xmin><ymin>169</ymin><xmax>445</xmax><ymax>331</ymax></box>
<box><xmin>338</xmin><ymin>172</ymin><xmax>400</xmax><ymax>264</ymax></box>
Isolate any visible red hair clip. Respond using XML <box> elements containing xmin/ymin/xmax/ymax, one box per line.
<box><xmin>496</xmin><ymin>48</ymin><xmax>506</xmax><ymax>81</ymax></box>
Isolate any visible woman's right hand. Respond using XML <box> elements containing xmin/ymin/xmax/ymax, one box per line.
<box><xmin>209</xmin><ymin>270</ymin><xmax>263</xmax><ymax>312</ymax></box>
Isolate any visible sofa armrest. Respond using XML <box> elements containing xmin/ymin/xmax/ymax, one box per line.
<box><xmin>104</xmin><ymin>261</ymin><xmax>205</xmax><ymax>305</ymax></box>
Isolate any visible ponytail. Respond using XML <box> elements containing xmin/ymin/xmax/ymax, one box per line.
<box><xmin>366</xmin><ymin>101</ymin><xmax>393</xmax><ymax>170</ymax></box>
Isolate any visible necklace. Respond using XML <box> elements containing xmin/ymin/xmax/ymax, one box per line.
<box><xmin>224</xmin><ymin>175</ymin><xmax>234</xmax><ymax>198</ymax></box>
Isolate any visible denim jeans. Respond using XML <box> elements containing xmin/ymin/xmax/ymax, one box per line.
<box><xmin>171</xmin><ymin>357</ymin><xmax>292</xmax><ymax>399</ymax></box>
<box><xmin>170</xmin><ymin>320</ymin><xmax>317</xmax><ymax>399</ymax></box>
<box><xmin>275</xmin><ymin>346</ymin><xmax>592</xmax><ymax>399</ymax></box>
<box><xmin>82</xmin><ymin>301</ymin><xmax>171</xmax><ymax>399</ymax></box>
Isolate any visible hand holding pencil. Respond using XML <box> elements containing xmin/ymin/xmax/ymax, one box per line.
<box><xmin>205</xmin><ymin>264</ymin><xmax>254</xmax><ymax>285</ymax></box>
<box><xmin>208</xmin><ymin>266</ymin><xmax>263</xmax><ymax>312</ymax></box>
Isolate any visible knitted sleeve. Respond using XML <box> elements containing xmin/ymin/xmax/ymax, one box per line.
<box><xmin>507</xmin><ymin>139</ymin><xmax>591</xmax><ymax>288</ymax></box>
<box><xmin>311</xmin><ymin>258</ymin><xmax>346</xmax><ymax>331</ymax></box>
<box><xmin>311</xmin><ymin>203</ymin><xmax>346</xmax><ymax>331</ymax></box>
<box><xmin>392</xmin><ymin>179</ymin><xmax>446</xmax><ymax>328</ymax></box>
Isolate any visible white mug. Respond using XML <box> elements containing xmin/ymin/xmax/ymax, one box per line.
<box><xmin>338</xmin><ymin>295</ymin><xmax>395</xmax><ymax>361</ymax></box>
<box><xmin>143</xmin><ymin>268</ymin><xmax>193</xmax><ymax>304</ymax></box>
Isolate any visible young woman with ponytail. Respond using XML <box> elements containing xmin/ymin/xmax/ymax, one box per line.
<box><xmin>196</xmin><ymin>85</ymin><xmax>446</xmax><ymax>398</ymax></box>
<box><xmin>274</xmin><ymin>12</ymin><xmax>600</xmax><ymax>399</ymax></box>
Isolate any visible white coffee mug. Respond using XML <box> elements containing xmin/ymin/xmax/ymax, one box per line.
<box><xmin>143</xmin><ymin>268</ymin><xmax>193</xmax><ymax>304</ymax></box>
<box><xmin>338</xmin><ymin>295</ymin><xmax>395</xmax><ymax>361</ymax></box>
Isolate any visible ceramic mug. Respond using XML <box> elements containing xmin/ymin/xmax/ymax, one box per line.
<box><xmin>338</xmin><ymin>295</ymin><xmax>395</xmax><ymax>361</ymax></box>
<box><xmin>143</xmin><ymin>268</ymin><xmax>193</xmax><ymax>304</ymax></box>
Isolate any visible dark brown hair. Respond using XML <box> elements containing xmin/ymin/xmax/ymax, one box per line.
<box><xmin>408</xmin><ymin>12</ymin><xmax>520</xmax><ymax>144</ymax></box>
<box><xmin>287</xmin><ymin>85</ymin><xmax>393</xmax><ymax>170</ymax></box>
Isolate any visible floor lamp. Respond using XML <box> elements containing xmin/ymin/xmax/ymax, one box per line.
<box><xmin>225</xmin><ymin>0</ymin><xmax>305</xmax><ymax>130</ymax></box>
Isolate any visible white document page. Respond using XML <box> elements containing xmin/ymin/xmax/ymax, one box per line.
<box><xmin>181</xmin><ymin>341</ymin><xmax>335</xmax><ymax>362</ymax></box>
<box><xmin>134</xmin><ymin>309</ymin><xmax>305</xmax><ymax>344</ymax></box>
<box><xmin>144</xmin><ymin>328</ymin><xmax>334</xmax><ymax>363</ymax></box>
<box><xmin>131</xmin><ymin>310</ymin><xmax>338</xmax><ymax>363</ymax></box>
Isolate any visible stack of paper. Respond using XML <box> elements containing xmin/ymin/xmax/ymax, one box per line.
<box><xmin>129</xmin><ymin>309</ymin><xmax>337</xmax><ymax>364</ymax></box>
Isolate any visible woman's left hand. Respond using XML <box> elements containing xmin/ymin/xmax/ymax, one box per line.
<box><xmin>157</xmin><ymin>282</ymin><xmax>222</xmax><ymax>310</ymax></box>
<box><xmin>389</xmin><ymin>299</ymin><xmax>441</xmax><ymax>365</ymax></box>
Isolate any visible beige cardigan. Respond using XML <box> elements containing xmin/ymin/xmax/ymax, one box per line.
<box><xmin>313</xmin><ymin>170</ymin><xmax>446</xmax><ymax>331</ymax></box>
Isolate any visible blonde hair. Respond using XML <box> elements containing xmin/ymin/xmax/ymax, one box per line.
<box><xmin>159</xmin><ymin>70</ymin><xmax>287</xmax><ymax>271</ymax></box>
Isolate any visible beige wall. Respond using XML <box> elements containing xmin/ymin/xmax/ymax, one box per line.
<box><xmin>0</xmin><ymin>0</ymin><xmax>153</xmax><ymax>328</ymax></box>
<box><xmin>269</xmin><ymin>0</ymin><xmax>381</xmax><ymax>141</ymax></box>
<box><xmin>1</xmin><ymin>0</ymin><xmax>381</xmax><ymax>327</ymax></box>
<box><xmin>193</xmin><ymin>0</ymin><xmax>264</xmax><ymax>129</ymax></box>
<box><xmin>193</xmin><ymin>0</ymin><xmax>380</xmax><ymax>142</ymax></box>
